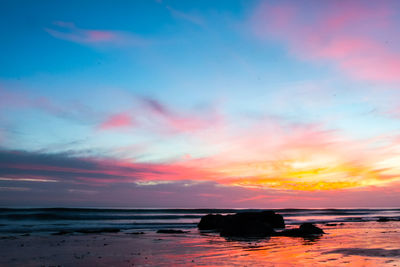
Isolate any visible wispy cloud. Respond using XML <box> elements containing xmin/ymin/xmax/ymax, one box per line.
<box><xmin>0</xmin><ymin>177</ymin><xmax>58</xmax><ymax>183</ymax></box>
<box><xmin>0</xmin><ymin>86</ymin><xmax>98</xmax><ymax>123</ymax></box>
<box><xmin>252</xmin><ymin>0</ymin><xmax>400</xmax><ymax>83</ymax></box>
<box><xmin>4</xmin><ymin>87</ymin><xmax>400</xmax><ymax>193</ymax></box>
<box><xmin>96</xmin><ymin>97</ymin><xmax>222</xmax><ymax>134</ymax></box>
<box><xmin>0</xmin><ymin>149</ymin><xmax>217</xmax><ymax>185</ymax></box>
<box><xmin>92</xmin><ymin>95</ymin><xmax>400</xmax><ymax>192</ymax></box>
<box><xmin>181</xmin><ymin>117</ymin><xmax>400</xmax><ymax>191</ymax></box>
<box><xmin>45</xmin><ymin>21</ymin><xmax>150</xmax><ymax>46</ymax></box>
<box><xmin>140</xmin><ymin>97</ymin><xmax>222</xmax><ymax>133</ymax></box>
<box><xmin>0</xmin><ymin>186</ymin><xmax>31</xmax><ymax>192</ymax></box>
<box><xmin>98</xmin><ymin>112</ymin><xmax>133</xmax><ymax>130</ymax></box>
<box><xmin>166</xmin><ymin>6</ymin><xmax>205</xmax><ymax>26</ymax></box>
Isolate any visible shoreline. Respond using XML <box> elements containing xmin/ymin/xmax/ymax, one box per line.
<box><xmin>1</xmin><ymin>207</ymin><xmax>399</xmax><ymax>236</ymax></box>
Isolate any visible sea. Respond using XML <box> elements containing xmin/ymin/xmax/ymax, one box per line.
<box><xmin>0</xmin><ymin>207</ymin><xmax>399</xmax><ymax>234</ymax></box>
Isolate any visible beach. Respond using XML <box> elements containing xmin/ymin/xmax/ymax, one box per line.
<box><xmin>0</xmin><ymin>209</ymin><xmax>400</xmax><ymax>266</ymax></box>
<box><xmin>1</xmin><ymin>221</ymin><xmax>400</xmax><ymax>266</ymax></box>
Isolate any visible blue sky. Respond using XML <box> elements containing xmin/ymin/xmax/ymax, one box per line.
<box><xmin>1</xmin><ymin>0</ymin><xmax>400</xmax><ymax>207</ymax></box>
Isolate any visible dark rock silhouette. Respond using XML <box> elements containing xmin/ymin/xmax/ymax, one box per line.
<box><xmin>198</xmin><ymin>214</ymin><xmax>226</xmax><ymax>230</ymax></box>
<box><xmin>325</xmin><ymin>223</ymin><xmax>337</xmax><ymax>226</ymax></box>
<box><xmin>220</xmin><ymin>219</ymin><xmax>275</xmax><ymax>237</ymax></box>
<box><xmin>377</xmin><ymin>217</ymin><xmax>390</xmax><ymax>222</ymax></box>
<box><xmin>198</xmin><ymin>211</ymin><xmax>325</xmax><ymax>238</ymax></box>
<box><xmin>198</xmin><ymin>211</ymin><xmax>284</xmax><ymax>230</ymax></box>
<box><xmin>277</xmin><ymin>223</ymin><xmax>324</xmax><ymax>237</ymax></box>
<box><xmin>377</xmin><ymin>217</ymin><xmax>399</xmax><ymax>222</ymax></box>
<box><xmin>198</xmin><ymin>211</ymin><xmax>284</xmax><ymax>237</ymax></box>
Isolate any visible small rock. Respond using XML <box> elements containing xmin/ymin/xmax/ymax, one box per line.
<box><xmin>277</xmin><ymin>223</ymin><xmax>324</xmax><ymax>237</ymax></box>
<box><xmin>325</xmin><ymin>223</ymin><xmax>337</xmax><ymax>226</ymax></box>
<box><xmin>377</xmin><ymin>217</ymin><xmax>397</xmax><ymax>222</ymax></box>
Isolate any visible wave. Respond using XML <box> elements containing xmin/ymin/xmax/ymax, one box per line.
<box><xmin>0</xmin><ymin>213</ymin><xmax>203</xmax><ymax>221</ymax></box>
<box><xmin>0</xmin><ymin>208</ymin><xmax>399</xmax><ymax>234</ymax></box>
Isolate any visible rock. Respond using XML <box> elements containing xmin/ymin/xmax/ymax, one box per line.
<box><xmin>198</xmin><ymin>211</ymin><xmax>284</xmax><ymax>237</ymax></box>
<box><xmin>377</xmin><ymin>217</ymin><xmax>400</xmax><ymax>222</ymax></box>
<box><xmin>325</xmin><ymin>223</ymin><xmax>337</xmax><ymax>226</ymax></box>
<box><xmin>156</xmin><ymin>229</ymin><xmax>187</xmax><ymax>234</ymax></box>
<box><xmin>277</xmin><ymin>223</ymin><xmax>324</xmax><ymax>237</ymax></box>
<box><xmin>198</xmin><ymin>214</ymin><xmax>226</xmax><ymax>230</ymax></box>
<box><xmin>233</xmin><ymin>211</ymin><xmax>285</xmax><ymax>228</ymax></box>
<box><xmin>220</xmin><ymin>220</ymin><xmax>275</xmax><ymax>237</ymax></box>
<box><xmin>198</xmin><ymin>211</ymin><xmax>285</xmax><ymax>231</ymax></box>
<box><xmin>299</xmin><ymin>223</ymin><xmax>324</xmax><ymax>234</ymax></box>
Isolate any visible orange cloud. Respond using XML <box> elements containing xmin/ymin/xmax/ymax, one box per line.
<box><xmin>4</xmin><ymin>110</ymin><xmax>400</xmax><ymax>193</ymax></box>
<box><xmin>180</xmin><ymin>120</ymin><xmax>400</xmax><ymax>191</ymax></box>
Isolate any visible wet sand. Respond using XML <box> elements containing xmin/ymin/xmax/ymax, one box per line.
<box><xmin>1</xmin><ymin>221</ymin><xmax>400</xmax><ymax>266</ymax></box>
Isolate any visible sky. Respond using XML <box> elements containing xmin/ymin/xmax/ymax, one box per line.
<box><xmin>1</xmin><ymin>0</ymin><xmax>400</xmax><ymax>208</ymax></box>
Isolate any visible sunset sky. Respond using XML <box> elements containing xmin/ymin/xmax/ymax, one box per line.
<box><xmin>1</xmin><ymin>0</ymin><xmax>400</xmax><ymax>208</ymax></box>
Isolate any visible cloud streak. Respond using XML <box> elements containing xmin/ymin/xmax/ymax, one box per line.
<box><xmin>0</xmin><ymin>149</ymin><xmax>217</xmax><ymax>186</ymax></box>
<box><xmin>166</xmin><ymin>6</ymin><xmax>205</xmax><ymax>26</ymax></box>
<box><xmin>140</xmin><ymin>97</ymin><xmax>222</xmax><ymax>133</ymax></box>
<box><xmin>45</xmin><ymin>21</ymin><xmax>150</xmax><ymax>46</ymax></box>
<box><xmin>97</xmin><ymin>97</ymin><xmax>222</xmax><ymax>134</ymax></box>
<box><xmin>0</xmin><ymin>86</ymin><xmax>98</xmax><ymax>124</ymax></box>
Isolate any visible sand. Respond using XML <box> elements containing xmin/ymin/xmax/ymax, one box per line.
<box><xmin>1</xmin><ymin>221</ymin><xmax>400</xmax><ymax>266</ymax></box>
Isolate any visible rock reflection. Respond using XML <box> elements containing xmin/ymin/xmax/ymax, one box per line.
<box><xmin>301</xmin><ymin>235</ymin><xmax>322</xmax><ymax>245</ymax></box>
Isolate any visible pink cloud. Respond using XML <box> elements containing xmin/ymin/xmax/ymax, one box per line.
<box><xmin>86</xmin><ymin>30</ymin><xmax>115</xmax><ymax>42</ymax></box>
<box><xmin>96</xmin><ymin>97</ymin><xmax>222</xmax><ymax>134</ymax></box>
<box><xmin>179</xmin><ymin>115</ymin><xmax>400</xmax><ymax>192</ymax></box>
<box><xmin>140</xmin><ymin>97</ymin><xmax>222</xmax><ymax>133</ymax></box>
<box><xmin>99</xmin><ymin>112</ymin><xmax>133</xmax><ymax>130</ymax></box>
<box><xmin>1</xmin><ymin>86</ymin><xmax>220</xmax><ymax>136</ymax></box>
<box><xmin>45</xmin><ymin>21</ymin><xmax>149</xmax><ymax>46</ymax></box>
<box><xmin>252</xmin><ymin>1</ymin><xmax>400</xmax><ymax>83</ymax></box>
<box><xmin>3</xmin><ymin>146</ymin><xmax>400</xmax><ymax>207</ymax></box>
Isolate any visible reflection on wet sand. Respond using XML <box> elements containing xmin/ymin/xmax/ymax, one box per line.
<box><xmin>167</xmin><ymin>221</ymin><xmax>400</xmax><ymax>266</ymax></box>
<box><xmin>0</xmin><ymin>221</ymin><xmax>399</xmax><ymax>266</ymax></box>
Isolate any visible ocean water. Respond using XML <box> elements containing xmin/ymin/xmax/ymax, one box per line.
<box><xmin>0</xmin><ymin>208</ymin><xmax>399</xmax><ymax>234</ymax></box>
